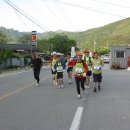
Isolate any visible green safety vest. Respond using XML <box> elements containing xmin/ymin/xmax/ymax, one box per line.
<box><xmin>56</xmin><ymin>62</ymin><xmax>63</xmax><ymax>72</ymax></box>
<box><xmin>92</xmin><ymin>58</ymin><xmax>103</xmax><ymax>74</ymax></box>
<box><xmin>74</xmin><ymin>61</ymin><xmax>85</xmax><ymax>75</ymax></box>
<box><xmin>85</xmin><ymin>57</ymin><xmax>92</xmax><ymax>71</ymax></box>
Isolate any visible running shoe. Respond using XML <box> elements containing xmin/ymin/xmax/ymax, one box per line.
<box><xmin>77</xmin><ymin>95</ymin><xmax>81</xmax><ymax>99</ymax></box>
<box><xmin>36</xmin><ymin>83</ymin><xmax>39</xmax><ymax>87</ymax></box>
<box><xmin>61</xmin><ymin>84</ymin><xmax>64</xmax><ymax>88</ymax></box>
<box><xmin>58</xmin><ymin>85</ymin><xmax>61</xmax><ymax>88</ymax></box>
<box><xmin>69</xmin><ymin>80</ymin><xmax>71</xmax><ymax>84</ymax></box>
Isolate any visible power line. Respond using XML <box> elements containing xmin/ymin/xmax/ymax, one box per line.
<box><xmin>3</xmin><ymin>0</ymin><xmax>55</xmax><ymax>35</ymax></box>
<box><xmin>43</xmin><ymin>0</ymin><xmax>81</xmax><ymax>33</ymax></box>
<box><xmin>12</xmin><ymin>8</ymin><xmax>31</xmax><ymax>31</ymax></box>
<box><xmin>91</xmin><ymin>0</ymin><xmax>130</xmax><ymax>9</ymax></box>
<box><xmin>28</xmin><ymin>0</ymin><xmax>59</xmax><ymax>30</ymax></box>
<box><xmin>53</xmin><ymin>0</ymin><xmax>127</xmax><ymax>18</ymax></box>
<box><xmin>41</xmin><ymin>0</ymin><xmax>70</xmax><ymax>29</ymax></box>
<box><xmin>52</xmin><ymin>2</ymin><xmax>75</xmax><ymax>30</ymax></box>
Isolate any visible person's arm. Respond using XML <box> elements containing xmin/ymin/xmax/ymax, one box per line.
<box><xmin>50</xmin><ymin>57</ymin><xmax>52</xmax><ymax>67</ymax></box>
<box><xmin>83</xmin><ymin>61</ymin><xmax>88</xmax><ymax>73</ymax></box>
<box><xmin>31</xmin><ymin>59</ymin><xmax>34</xmax><ymax>69</ymax></box>
<box><xmin>100</xmin><ymin>58</ymin><xmax>104</xmax><ymax>67</ymax></box>
<box><xmin>40</xmin><ymin>59</ymin><xmax>43</xmax><ymax>68</ymax></box>
<box><xmin>71</xmin><ymin>59</ymin><xmax>77</xmax><ymax>66</ymax></box>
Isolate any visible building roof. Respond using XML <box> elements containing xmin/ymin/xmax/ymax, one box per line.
<box><xmin>0</xmin><ymin>43</ymin><xmax>41</xmax><ymax>52</ymax></box>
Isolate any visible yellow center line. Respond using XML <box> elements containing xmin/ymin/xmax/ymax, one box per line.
<box><xmin>0</xmin><ymin>75</ymin><xmax>51</xmax><ymax>100</ymax></box>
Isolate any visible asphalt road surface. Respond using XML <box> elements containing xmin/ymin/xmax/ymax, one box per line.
<box><xmin>0</xmin><ymin>65</ymin><xmax>130</xmax><ymax>130</ymax></box>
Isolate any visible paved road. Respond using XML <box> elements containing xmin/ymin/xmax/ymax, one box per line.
<box><xmin>0</xmin><ymin>67</ymin><xmax>84</xmax><ymax>130</ymax></box>
<box><xmin>80</xmin><ymin>67</ymin><xmax>130</xmax><ymax>130</ymax></box>
<box><xmin>0</xmin><ymin>65</ymin><xmax>130</xmax><ymax>130</ymax></box>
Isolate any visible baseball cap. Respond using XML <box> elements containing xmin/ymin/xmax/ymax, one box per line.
<box><xmin>84</xmin><ymin>49</ymin><xmax>90</xmax><ymax>53</ymax></box>
<box><xmin>76</xmin><ymin>51</ymin><xmax>83</xmax><ymax>56</ymax></box>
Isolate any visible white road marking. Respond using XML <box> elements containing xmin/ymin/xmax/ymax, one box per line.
<box><xmin>0</xmin><ymin>66</ymin><xmax>49</xmax><ymax>78</ymax></box>
<box><xmin>70</xmin><ymin>107</ymin><xmax>84</xmax><ymax>130</ymax></box>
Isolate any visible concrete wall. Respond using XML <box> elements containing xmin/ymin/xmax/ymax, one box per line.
<box><xmin>0</xmin><ymin>58</ymin><xmax>31</xmax><ymax>69</ymax></box>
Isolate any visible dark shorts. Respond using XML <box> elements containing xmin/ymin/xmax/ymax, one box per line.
<box><xmin>86</xmin><ymin>71</ymin><xmax>92</xmax><ymax>76</ymax></box>
<box><xmin>51</xmin><ymin>69</ymin><xmax>57</xmax><ymax>75</ymax></box>
<box><xmin>93</xmin><ymin>73</ymin><xmax>102</xmax><ymax>82</ymax></box>
<box><xmin>67</xmin><ymin>67</ymin><xmax>73</xmax><ymax>73</ymax></box>
<box><xmin>57</xmin><ymin>72</ymin><xmax>63</xmax><ymax>79</ymax></box>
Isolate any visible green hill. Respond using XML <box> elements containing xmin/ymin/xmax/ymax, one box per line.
<box><xmin>61</xmin><ymin>18</ymin><xmax>130</xmax><ymax>50</ymax></box>
<box><xmin>1</xmin><ymin>17</ymin><xmax>130</xmax><ymax>50</ymax></box>
<box><xmin>80</xmin><ymin>18</ymin><xmax>130</xmax><ymax>50</ymax></box>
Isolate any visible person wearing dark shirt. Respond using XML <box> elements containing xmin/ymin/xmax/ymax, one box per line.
<box><xmin>31</xmin><ymin>52</ymin><xmax>43</xmax><ymax>87</ymax></box>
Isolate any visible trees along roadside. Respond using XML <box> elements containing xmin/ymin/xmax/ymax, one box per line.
<box><xmin>38</xmin><ymin>35</ymin><xmax>77</xmax><ymax>55</ymax></box>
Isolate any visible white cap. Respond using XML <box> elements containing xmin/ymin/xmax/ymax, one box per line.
<box><xmin>57</xmin><ymin>53</ymin><xmax>61</xmax><ymax>56</ymax></box>
<box><xmin>52</xmin><ymin>52</ymin><xmax>57</xmax><ymax>55</ymax></box>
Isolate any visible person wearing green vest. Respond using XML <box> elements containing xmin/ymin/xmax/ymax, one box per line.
<box><xmin>55</xmin><ymin>53</ymin><xmax>65</xmax><ymax>88</ymax></box>
<box><xmin>84</xmin><ymin>49</ymin><xmax>92</xmax><ymax>89</ymax></box>
<box><xmin>50</xmin><ymin>52</ymin><xmax>57</xmax><ymax>86</ymax></box>
<box><xmin>92</xmin><ymin>52</ymin><xmax>104</xmax><ymax>92</ymax></box>
<box><xmin>73</xmin><ymin>51</ymin><xmax>88</xmax><ymax>99</ymax></box>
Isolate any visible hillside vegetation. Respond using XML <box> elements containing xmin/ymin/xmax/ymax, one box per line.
<box><xmin>1</xmin><ymin>17</ymin><xmax>130</xmax><ymax>50</ymax></box>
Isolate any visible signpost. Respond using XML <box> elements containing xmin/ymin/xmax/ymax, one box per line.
<box><xmin>31</xmin><ymin>31</ymin><xmax>37</xmax><ymax>47</ymax></box>
<box><xmin>71</xmin><ymin>47</ymin><xmax>75</xmax><ymax>58</ymax></box>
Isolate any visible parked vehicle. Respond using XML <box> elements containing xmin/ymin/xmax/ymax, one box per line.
<box><xmin>103</xmin><ymin>54</ymin><xmax>109</xmax><ymax>63</ymax></box>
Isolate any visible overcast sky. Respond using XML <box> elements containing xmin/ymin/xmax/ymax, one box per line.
<box><xmin>0</xmin><ymin>0</ymin><xmax>130</xmax><ymax>33</ymax></box>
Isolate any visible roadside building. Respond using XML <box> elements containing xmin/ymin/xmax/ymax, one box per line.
<box><xmin>0</xmin><ymin>43</ymin><xmax>41</xmax><ymax>69</ymax></box>
<box><xmin>110</xmin><ymin>46</ymin><xmax>130</xmax><ymax>69</ymax></box>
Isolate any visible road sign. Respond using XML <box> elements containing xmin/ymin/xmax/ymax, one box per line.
<box><xmin>32</xmin><ymin>31</ymin><xmax>37</xmax><ymax>47</ymax></box>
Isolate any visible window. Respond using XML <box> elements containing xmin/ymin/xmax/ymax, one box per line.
<box><xmin>115</xmin><ymin>51</ymin><xmax>125</xmax><ymax>58</ymax></box>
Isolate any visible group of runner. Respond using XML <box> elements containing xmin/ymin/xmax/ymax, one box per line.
<box><xmin>31</xmin><ymin>49</ymin><xmax>104</xmax><ymax>99</ymax></box>
<box><xmin>49</xmin><ymin>49</ymin><xmax>104</xmax><ymax>99</ymax></box>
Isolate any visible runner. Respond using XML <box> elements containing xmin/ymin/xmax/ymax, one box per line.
<box><xmin>66</xmin><ymin>53</ymin><xmax>74</xmax><ymax>84</ymax></box>
<box><xmin>31</xmin><ymin>52</ymin><xmax>43</xmax><ymax>87</ymax></box>
<box><xmin>84</xmin><ymin>49</ymin><xmax>92</xmax><ymax>88</ymax></box>
<box><xmin>92</xmin><ymin>52</ymin><xmax>104</xmax><ymax>92</ymax></box>
<box><xmin>50</xmin><ymin>52</ymin><xmax>57</xmax><ymax>86</ymax></box>
<box><xmin>55</xmin><ymin>53</ymin><xmax>65</xmax><ymax>88</ymax></box>
<box><xmin>73</xmin><ymin>51</ymin><xmax>88</xmax><ymax>99</ymax></box>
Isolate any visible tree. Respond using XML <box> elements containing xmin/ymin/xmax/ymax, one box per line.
<box><xmin>98</xmin><ymin>48</ymin><xmax>110</xmax><ymax>55</ymax></box>
<box><xmin>18</xmin><ymin>33</ymin><xmax>31</xmax><ymax>44</ymax></box>
<box><xmin>38</xmin><ymin>39</ymin><xmax>50</xmax><ymax>53</ymax></box>
<box><xmin>0</xmin><ymin>31</ymin><xmax>8</xmax><ymax>43</ymax></box>
<box><xmin>38</xmin><ymin>35</ymin><xmax>77</xmax><ymax>54</ymax></box>
<box><xmin>0</xmin><ymin>49</ymin><xmax>13</xmax><ymax>67</ymax></box>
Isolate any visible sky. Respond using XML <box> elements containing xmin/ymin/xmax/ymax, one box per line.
<box><xmin>0</xmin><ymin>0</ymin><xmax>130</xmax><ymax>33</ymax></box>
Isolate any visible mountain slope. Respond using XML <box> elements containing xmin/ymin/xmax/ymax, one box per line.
<box><xmin>1</xmin><ymin>17</ymin><xmax>130</xmax><ymax>50</ymax></box>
